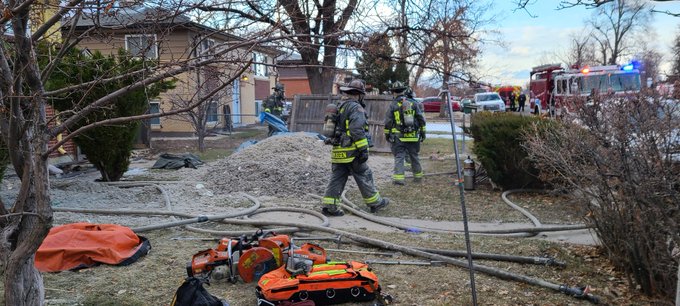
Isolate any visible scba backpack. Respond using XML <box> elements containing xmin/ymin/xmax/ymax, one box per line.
<box><xmin>171</xmin><ymin>277</ymin><xmax>229</xmax><ymax>306</ymax></box>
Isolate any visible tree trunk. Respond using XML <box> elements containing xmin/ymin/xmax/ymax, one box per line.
<box><xmin>4</xmin><ymin>255</ymin><xmax>45</xmax><ymax>306</ymax></box>
<box><xmin>676</xmin><ymin>259</ymin><xmax>679</xmax><ymax>306</ymax></box>
<box><xmin>2</xmin><ymin>151</ymin><xmax>52</xmax><ymax>306</ymax></box>
<box><xmin>197</xmin><ymin>133</ymin><xmax>206</xmax><ymax>152</ymax></box>
<box><xmin>306</xmin><ymin>67</ymin><xmax>335</xmax><ymax>94</ymax></box>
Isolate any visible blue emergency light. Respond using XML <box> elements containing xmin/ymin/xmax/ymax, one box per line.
<box><xmin>621</xmin><ymin>64</ymin><xmax>634</xmax><ymax>71</ymax></box>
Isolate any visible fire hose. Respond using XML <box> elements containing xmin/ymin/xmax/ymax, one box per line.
<box><xmin>319</xmin><ymin>192</ymin><xmax>589</xmax><ymax>236</ymax></box>
<box><xmin>53</xmin><ymin>183</ymin><xmax>599</xmax><ymax>304</ymax></box>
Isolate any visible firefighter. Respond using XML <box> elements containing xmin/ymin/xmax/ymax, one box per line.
<box><xmin>321</xmin><ymin>79</ymin><xmax>390</xmax><ymax>216</ymax></box>
<box><xmin>263</xmin><ymin>83</ymin><xmax>285</xmax><ymax>136</ymax></box>
<box><xmin>384</xmin><ymin>81</ymin><xmax>426</xmax><ymax>185</ymax></box>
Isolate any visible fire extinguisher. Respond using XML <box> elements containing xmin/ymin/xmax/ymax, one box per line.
<box><xmin>463</xmin><ymin>156</ymin><xmax>476</xmax><ymax>190</ymax></box>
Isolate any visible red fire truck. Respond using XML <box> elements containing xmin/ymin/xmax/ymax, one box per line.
<box><xmin>529</xmin><ymin>63</ymin><xmax>642</xmax><ymax>115</ymax></box>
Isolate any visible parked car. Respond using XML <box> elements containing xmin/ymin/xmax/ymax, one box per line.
<box><xmin>473</xmin><ymin>92</ymin><xmax>506</xmax><ymax>112</ymax></box>
<box><xmin>421</xmin><ymin>96</ymin><xmax>461</xmax><ymax>112</ymax></box>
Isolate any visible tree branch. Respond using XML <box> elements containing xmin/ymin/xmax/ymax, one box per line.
<box><xmin>43</xmin><ymin>61</ymin><xmax>251</xmax><ymax>158</ymax></box>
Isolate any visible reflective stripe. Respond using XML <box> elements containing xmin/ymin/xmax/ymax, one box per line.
<box><xmin>393</xmin><ymin>110</ymin><xmax>401</xmax><ymax>126</ymax></box>
<box><xmin>414</xmin><ymin>172</ymin><xmax>424</xmax><ymax>178</ymax></box>
<box><xmin>390</xmin><ymin>128</ymin><xmax>399</xmax><ymax>134</ymax></box>
<box><xmin>323</xmin><ymin>197</ymin><xmax>339</xmax><ymax>205</ymax></box>
<box><xmin>399</xmin><ymin>137</ymin><xmax>419</xmax><ymax>142</ymax></box>
<box><xmin>354</xmin><ymin>138</ymin><xmax>368</xmax><ymax>149</ymax></box>
<box><xmin>384</xmin><ymin>128</ymin><xmax>390</xmax><ymax>134</ymax></box>
<box><xmin>364</xmin><ymin>192</ymin><xmax>380</xmax><ymax>204</ymax></box>
<box><xmin>264</xmin><ymin>108</ymin><xmax>271</xmax><ymax>112</ymax></box>
<box><xmin>392</xmin><ymin>174</ymin><xmax>405</xmax><ymax>180</ymax></box>
<box><xmin>331</xmin><ymin>145</ymin><xmax>356</xmax><ymax>163</ymax></box>
<box><xmin>420</xmin><ymin>126</ymin><xmax>426</xmax><ymax>132</ymax></box>
<box><xmin>309</xmin><ymin>269</ymin><xmax>349</xmax><ymax>276</ymax></box>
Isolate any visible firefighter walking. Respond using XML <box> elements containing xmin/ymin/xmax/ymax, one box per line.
<box><xmin>263</xmin><ymin>83</ymin><xmax>285</xmax><ymax>136</ymax></box>
<box><xmin>321</xmin><ymin>79</ymin><xmax>389</xmax><ymax>216</ymax></box>
<box><xmin>384</xmin><ymin>81</ymin><xmax>426</xmax><ymax>185</ymax></box>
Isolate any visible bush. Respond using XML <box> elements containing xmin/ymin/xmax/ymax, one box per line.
<box><xmin>45</xmin><ymin>48</ymin><xmax>173</xmax><ymax>181</ymax></box>
<box><xmin>469</xmin><ymin>112</ymin><xmax>550</xmax><ymax>189</ymax></box>
<box><xmin>523</xmin><ymin>92</ymin><xmax>679</xmax><ymax>301</ymax></box>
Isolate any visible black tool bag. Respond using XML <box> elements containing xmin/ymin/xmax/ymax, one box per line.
<box><xmin>171</xmin><ymin>277</ymin><xmax>229</xmax><ymax>306</ymax></box>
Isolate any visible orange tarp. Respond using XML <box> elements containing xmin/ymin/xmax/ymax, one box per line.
<box><xmin>35</xmin><ymin>223</ymin><xmax>151</xmax><ymax>272</ymax></box>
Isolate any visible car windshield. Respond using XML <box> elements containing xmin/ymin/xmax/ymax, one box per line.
<box><xmin>476</xmin><ymin>94</ymin><xmax>500</xmax><ymax>102</ymax></box>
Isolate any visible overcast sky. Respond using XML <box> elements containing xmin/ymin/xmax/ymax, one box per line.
<box><xmin>477</xmin><ymin>1</ymin><xmax>679</xmax><ymax>87</ymax></box>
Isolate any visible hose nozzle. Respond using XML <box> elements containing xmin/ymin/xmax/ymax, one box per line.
<box><xmin>558</xmin><ymin>284</ymin><xmax>600</xmax><ymax>304</ymax></box>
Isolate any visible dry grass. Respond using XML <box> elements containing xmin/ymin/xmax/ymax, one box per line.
<box><xmin>2</xmin><ymin>127</ymin><xmax>647</xmax><ymax>306</ymax></box>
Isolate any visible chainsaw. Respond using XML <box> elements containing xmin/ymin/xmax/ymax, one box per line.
<box><xmin>186</xmin><ymin>232</ymin><xmax>328</xmax><ymax>283</ymax></box>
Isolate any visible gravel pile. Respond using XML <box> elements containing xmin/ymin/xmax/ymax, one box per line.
<box><xmin>204</xmin><ymin>133</ymin><xmax>392</xmax><ymax>197</ymax></box>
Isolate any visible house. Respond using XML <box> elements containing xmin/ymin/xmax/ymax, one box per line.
<box><xmin>278</xmin><ymin>53</ymin><xmax>359</xmax><ymax>96</ymax></box>
<box><xmin>62</xmin><ymin>4</ymin><xmax>280</xmax><ymax>138</ymax></box>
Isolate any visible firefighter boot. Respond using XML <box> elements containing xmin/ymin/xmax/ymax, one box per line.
<box><xmin>369</xmin><ymin>198</ymin><xmax>390</xmax><ymax>213</ymax></box>
<box><xmin>322</xmin><ymin>205</ymin><xmax>345</xmax><ymax>217</ymax></box>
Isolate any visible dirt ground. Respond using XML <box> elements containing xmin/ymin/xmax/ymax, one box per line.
<box><xmin>0</xmin><ymin>122</ymin><xmax>656</xmax><ymax>306</ymax></box>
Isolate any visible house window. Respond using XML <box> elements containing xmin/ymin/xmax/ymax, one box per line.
<box><xmin>149</xmin><ymin>102</ymin><xmax>161</xmax><ymax>125</ymax></box>
<box><xmin>206</xmin><ymin>101</ymin><xmax>218</xmax><ymax>123</ymax></box>
<box><xmin>125</xmin><ymin>34</ymin><xmax>158</xmax><ymax>59</ymax></box>
<box><xmin>252</xmin><ymin>52</ymin><xmax>268</xmax><ymax>77</ymax></box>
<box><xmin>254</xmin><ymin>100</ymin><xmax>262</xmax><ymax>117</ymax></box>
<box><xmin>196</xmin><ymin>38</ymin><xmax>215</xmax><ymax>56</ymax></box>
<box><xmin>149</xmin><ymin>101</ymin><xmax>160</xmax><ymax>125</ymax></box>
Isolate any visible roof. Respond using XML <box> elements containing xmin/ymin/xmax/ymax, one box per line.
<box><xmin>63</xmin><ymin>5</ymin><xmax>281</xmax><ymax>55</ymax></box>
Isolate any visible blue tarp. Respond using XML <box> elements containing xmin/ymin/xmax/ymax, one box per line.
<box><xmin>259</xmin><ymin>112</ymin><xmax>289</xmax><ymax>133</ymax></box>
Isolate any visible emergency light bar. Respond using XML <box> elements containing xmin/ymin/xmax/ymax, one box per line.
<box><xmin>581</xmin><ymin>67</ymin><xmax>590</xmax><ymax>74</ymax></box>
<box><xmin>621</xmin><ymin>64</ymin><xmax>634</xmax><ymax>71</ymax></box>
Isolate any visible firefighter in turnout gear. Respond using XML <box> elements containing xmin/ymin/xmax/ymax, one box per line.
<box><xmin>263</xmin><ymin>83</ymin><xmax>285</xmax><ymax>136</ymax></box>
<box><xmin>321</xmin><ymin>79</ymin><xmax>390</xmax><ymax>217</ymax></box>
<box><xmin>384</xmin><ymin>81</ymin><xmax>426</xmax><ymax>185</ymax></box>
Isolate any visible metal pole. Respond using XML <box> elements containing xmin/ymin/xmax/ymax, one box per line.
<box><xmin>441</xmin><ymin>86</ymin><xmax>478</xmax><ymax>305</ymax></box>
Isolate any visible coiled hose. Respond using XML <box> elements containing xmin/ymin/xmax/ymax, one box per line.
<box><xmin>52</xmin><ymin>182</ymin><xmax>598</xmax><ymax>303</ymax></box>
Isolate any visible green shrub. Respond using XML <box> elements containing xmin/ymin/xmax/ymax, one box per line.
<box><xmin>469</xmin><ymin>112</ymin><xmax>550</xmax><ymax>189</ymax></box>
<box><xmin>45</xmin><ymin>48</ymin><xmax>174</xmax><ymax>181</ymax></box>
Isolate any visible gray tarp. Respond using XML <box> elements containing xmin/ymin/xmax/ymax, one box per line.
<box><xmin>152</xmin><ymin>153</ymin><xmax>204</xmax><ymax>170</ymax></box>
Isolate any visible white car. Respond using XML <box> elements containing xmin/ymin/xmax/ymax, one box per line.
<box><xmin>473</xmin><ymin>92</ymin><xmax>506</xmax><ymax>112</ymax></box>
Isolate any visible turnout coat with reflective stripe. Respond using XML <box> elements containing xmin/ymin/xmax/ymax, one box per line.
<box><xmin>384</xmin><ymin>95</ymin><xmax>426</xmax><ymax>142</ymax></box>
<box><xmin>331</xmin><ymin>99</ymin><xmax>370</xmax><ymax>163</ymax></box>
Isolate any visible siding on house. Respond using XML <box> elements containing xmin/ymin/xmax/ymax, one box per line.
<box><xmin>66</xmin><ymin>10</ymin><xmax>280</xmax><ymax>133</ymax></box>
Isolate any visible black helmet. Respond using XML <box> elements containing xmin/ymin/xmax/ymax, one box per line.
<box><xmin>391</xmin><ymin>81</ymin><xmax>408</xmax><ymax>93</ymax></box>
<box><xmin>272</xmin><ymin>83</ymin><xmax>284</xmax><ymax>91</ymax></box>
<box><xmin>339</xmin><ymin>79</ymin><xmax>366</xmax><ymax>95</ymax></box>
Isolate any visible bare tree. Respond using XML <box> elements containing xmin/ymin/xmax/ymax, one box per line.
<box><xmin>389</xmin><ymin>0</ymin><xmax>487</xmax><ymax>89</ymax></box>
<box><xmin>588</xmin><ymin>0</ymin><xmax>651</xmax><ymax>65</ymax></box>
<box><xmin>514</xmin><ymin>0</ymin><xmax>680</xmax><ymax>17</ymax></box>
<box><xmin>559</xmin><ymin>32</ymin><xmax>598</xmax><ymax>68</ymax></box>
<box><xmin>192</xmin><ymin>0</ymin><xmax>360</xmax><ymax>94</ymax></box>
<box><xmin>635</xmin><ymin>44</ymin><xmax>663</xmax><ymax>87</ymax></box>
<box><xmin>166</xmin><ymin>66</ymin><xmax>226</xmax><ymax>152</ymax></box>
<box><xmin>0</xmin><ymin>1</ymin><xmax>279</xmax><ymax>304</ymax></box>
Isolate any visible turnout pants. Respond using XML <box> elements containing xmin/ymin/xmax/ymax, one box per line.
<box><xmin>393</xmin><ymin>140</ymin><xmax>423</xmax><ymax>183</ymax></box>
<box><xmin>323</xmin><ymin>160</ymin><xmax>382</xmax><ymax>207</ymax></box>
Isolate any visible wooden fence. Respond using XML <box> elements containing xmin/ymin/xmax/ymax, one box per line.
<box><xmin>289</xmin><ymin>94</ymin><xmax>393</xmax><ymax>152</ymax></box>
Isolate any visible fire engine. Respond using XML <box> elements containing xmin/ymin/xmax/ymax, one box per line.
<box><xmin>529</xmin><ymin>63</ymin><xmax>642</xmax><ymax>115</ymax></box>
<box><xmin>493</xmin><ymin>85</ymin><xmax>522</xmax><ymax>110</ymax></box>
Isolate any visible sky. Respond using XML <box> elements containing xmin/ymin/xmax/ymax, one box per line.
<box><xmin>477</xmin><ymin>0</ymin><xmax>679</xmax><ymax>87</ymax></box>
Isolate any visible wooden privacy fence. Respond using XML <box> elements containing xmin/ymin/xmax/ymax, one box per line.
<box><xmin>289</xmin><ymin>95</ymin><xmax>393</xmax><ymax>152</ymax></box>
